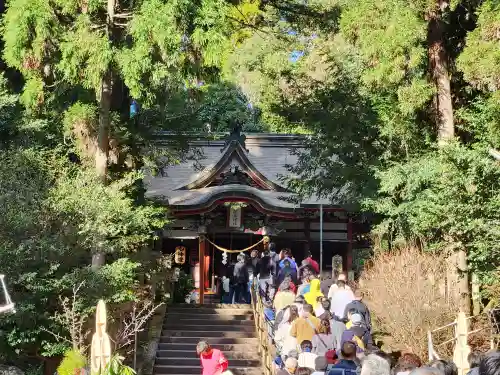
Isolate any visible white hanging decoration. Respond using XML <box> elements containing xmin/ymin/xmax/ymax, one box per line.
<box><xmin>222</xmin><ymin>251</ymin><xmax>228</xmax><ymax>265</ymax></box>
<box><xmin>0</xmin><ymin>274</ymin><xmax>15</xmax><ymax>314</ymax></box>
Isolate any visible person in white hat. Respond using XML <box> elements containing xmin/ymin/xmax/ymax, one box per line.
<box><xmin>340</xmin><ymin>313</ymin><xmax>373</xmax><ymax>353</ymax></box>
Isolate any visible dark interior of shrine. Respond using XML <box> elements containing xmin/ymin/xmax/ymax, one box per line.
<box><xmin>162</xmin><ymin>233</ymin><xmax>348</xmax><ymax>291</ymax></box>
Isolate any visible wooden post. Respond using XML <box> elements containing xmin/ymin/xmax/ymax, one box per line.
<box><xmin>199</xmin><ymin>235</ymin><xmax>206</xmax><ymax>305</ymax></box>
<box><xmin>453</xmin><ymin>312</ymin><xmax>471</xmax><ymax>375</ymax></box>
<box><xmin>346</xmin><ymin>217</ymin><xmax>353</xmax><ymax>279</ymax></box>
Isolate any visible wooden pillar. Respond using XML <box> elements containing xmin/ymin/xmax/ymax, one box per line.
<box><xmin>304</xmin><ymin>217</ymin><xmax>311</xmax><ymax>251</ymax></box>
<box><xmin>346</xmin><ymin>217</ymin><xmax>353</xmax><ymax>278</ymax></box>
<box><xmin>199</xmin><ymin>235</ymin><xmax>206</xmax><ymax>305</ymax></box>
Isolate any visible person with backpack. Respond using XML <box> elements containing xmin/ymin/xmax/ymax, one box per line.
<box><xmin>327</xmin><ymin>341</ymin><xmax>359</xmax><ymax>375</ymax></box>
<box><xmin>298</xmin><ymin>261</ymin><xmax>315</xmax><ymax>281</ymax></box>
<box><xmin>278</xmin><ymin>259</ymin><xmax>298</xmax><ymax>285</ymax></box>
<box><xmin>258</xmin><ymin>250</ymin><xmax>275</xmax><ymax>297</ymax></box>
<box><xmin>279</xmin><ymin>249</ymin><xmax>298</xmax><ymax>272</ymax></box>
<box><xmin>312</xmin><ymin>319</ymin><xmax>334</xmax><ymax>357</ymax></box>
<box><xmin>302</xmin><ymin>251</ymin><xmax>320</xmax><ymax>274</ymax></box>
<box><xmin>233</xmin><ymin>254</ymin><xmax>249</xmax><ymax>303</ymax></box>
<box><xmin>343</xmin><ymin>290</ymin><xmax>371</xmax><ymax>332</ymax></box>
<box><xmin>340</xmin><ymin>313</ymin><xmax>373</xmax><ymax>353</ymax></box>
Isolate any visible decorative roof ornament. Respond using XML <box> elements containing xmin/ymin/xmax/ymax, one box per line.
<box><xmin>221</xmin><ymin>121</ymin><xmax>247</xmax><ymax>152</ymax></box>
<box><xmin>220</xmin><ymin>165</ymin><xmax>253</xmax><ymax>186</ymax></box>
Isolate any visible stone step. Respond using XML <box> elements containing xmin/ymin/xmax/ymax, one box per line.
<box><xmin>155</xmin><ymin>357</ymin><xmax>261</xmax><ymax>367</ymax></box>
<box><xmin>166</xmin><ymin>308</ymin><xmax>254</xmax><ymax>315</ymax></box>
<box><xmin>156</xmin><ymin>350</ymin><xmax>260</xmax><ymax>360</ymax></box>
<box><xmin>166</xmin><ymin>310</ymin><xmax>254</xmax><ymax>317</ymax></box>
<box><xmin>161</xmin><ymin>329</ymin><xmax>254</xmax><ymax>338</ymax></box>
<box><xmin>163</xmin><ymin>324</ymin><xmax>256</xmax><ymax>332</ymax></box>
<box><xmin>154</xmin><ymin>365</ymin><xmax>262</xmax><ymax>375</ymax></box>
<box><xmin>159</xmin><ymin>336</ymin><xmax>258</xmax><ymax>344</ymax></box>
<box><xmin>172</xmin><ymin>303</ymin><xmax>252</xmax><ymax>309</ymax></box>
<box><xmin>164</xmin><ymin>314</ymin><xmax>255</xmax><ymax>323</ymax></box>
<box><xmin>157</xmin><ymin>343</ymin><xmax>259</xmax><ymax>352</ymax></box>
<box><xmin>153</xmin><ymin>302</ymin><xmax>261</xmax><ymax>375</ymax></box>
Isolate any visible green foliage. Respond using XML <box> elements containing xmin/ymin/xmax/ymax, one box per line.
<box><xmin>101</xmin><ymin>355</ymin><xmax>136</xmax><ymax>375</ymax></box>
<box><xmin>196</xmin><ymin>83</ymin><xmax>262</xmax><ymax>132</ymax></box>
<box><xmin>224</xmin><ymin>0</ymin><xmax>500</xmax><ymax>294</ymax></box>
<box><xmin>3</xmin><ymin>0</ymin><xmax>500</xmax><ymax>364</ymax></box>
<box><xmin>456</xmin><ymin>96</ymin><xmax>500</xmax><ymax>148</ymax></box>
<box><xmin>58</xmin><ymin>15</ymin><xmax>113</xmax><ymax>92</ymax></box>
<box><xmin>0</xmin><ymin>145</ymin><xmax>164</xmax><ymax>357</ymax></box>
<box><xmin>366</xmin><ymin>142</ymin><xmax>500</xmax><ymax>275</ymax></box>
<box><xmin>0</xmin><ymin>74</ymin><xmax>20</xmax><ymax>146</ymax></box>
<box><xmin>57</xmin><ymin>350</ymin><xmax>86</xmax><ymax>375</ymax></box>
<box><xmin>63</xmin><ymin>102</ymin><xmax>98</xmax><ymax>137</ymax></box>
<box><xmin>457</xmin><ymin>0</ymin><xmax>500</xmax><ymax>92</ymax></box>
<box><xmin>49</xmin><ymin>169</ymin><xmax>166</xmax><ymax>254</ymax></box>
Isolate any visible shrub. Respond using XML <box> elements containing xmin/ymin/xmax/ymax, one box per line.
<box><xmin>359</xmin><ymin>247</ymin><xmax>458</xmax><ymax>358</ymax></box>
<box><xmin>57</xmin><ymin>349</ymin><xmax>86</xmax><ymax>375</ymax></box>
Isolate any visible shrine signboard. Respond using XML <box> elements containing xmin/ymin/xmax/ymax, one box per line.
<box><xmin>228</xmin><ymin>207</ymin><xmax>242</xmax><ymax>228</ymax></box>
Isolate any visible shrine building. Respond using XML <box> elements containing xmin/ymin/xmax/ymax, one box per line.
<box><xmin>146</xmin><ymin>128</ymin><xmax>370</xmax><ymax>303</ymax></box>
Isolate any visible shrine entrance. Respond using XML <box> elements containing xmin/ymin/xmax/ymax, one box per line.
<box><xmin>147</xmin><ymin>128</ymin><xmax>370</xmax><ymax>303</ymax></box>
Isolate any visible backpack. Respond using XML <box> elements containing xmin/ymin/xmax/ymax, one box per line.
<box><xmin>349</xmin><ymin>301</ymin><xmax>371</xmax><ymax>330</ymax></box>
<box><xmin>274</xmin><ymin>306</ymin><xmax>288</xmax><ymax>330</ymax></box>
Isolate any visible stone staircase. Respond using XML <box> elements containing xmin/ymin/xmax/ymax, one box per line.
<box><xmin>154</xmin><ymin>304</ymin><xmax>262</xmax><ymax>375</ymax></box>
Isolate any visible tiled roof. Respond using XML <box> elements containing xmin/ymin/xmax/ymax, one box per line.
<box><xmin>145</xmin><ymin>133</ymin><xmax>333</xmax><ymax>208</ymax></box>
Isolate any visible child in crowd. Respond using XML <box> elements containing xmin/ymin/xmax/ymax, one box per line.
<box><xmin>298</xmin><ymin>340</ymin><xmax>318</xmax><ymax>371</ymax></box>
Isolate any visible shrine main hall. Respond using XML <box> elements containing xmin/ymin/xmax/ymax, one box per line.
<box><xmin>146</xmin><ymin>129</ymin><xmax>370</xmax><ymax>303</ymax></box>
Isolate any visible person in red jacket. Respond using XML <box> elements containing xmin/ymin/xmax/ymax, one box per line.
<box><xmin>197</xmin><ymin>341</ymin><xmax>229</xmax><ymax>375</ymax></box>
<box><xmin>303</xmin><ymin>252</ymin><xmax>320</xmax><ymax>274</ymax></box>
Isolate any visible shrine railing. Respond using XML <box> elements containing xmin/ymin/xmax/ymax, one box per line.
<box><xmin>251</xmin><ymin>281</ymin><xmax>277</xmax><ymax>375</ymax></box>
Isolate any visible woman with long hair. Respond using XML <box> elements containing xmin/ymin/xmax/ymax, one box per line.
<box><xmin>312</xmin><ymin>319</ymin><xmax>334</xmax><ymax>356</ymax></box>
<box><xmin>275</xmin><ymin>305</ymin><xmax>299</xmax><ymax>359</ymax></box>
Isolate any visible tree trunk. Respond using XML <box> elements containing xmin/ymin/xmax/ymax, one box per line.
<box><xmin>428</xmin><ymin>2</ymin><xmax>470</xmax><ymax>313</ymax></box>
<box><xmin>428</xmin><ymin>3</ymin><xmax>454</xmax><ymax>144</ymax></box>
<box><xmin>96</xmin><ymin>71</ymin><xmax>112</xmax><ymax>181</ymax></box>
<box><xmin>457</xmin><ymin>248</ymin><xmax>471</xmax><ymax>315</ymax></box>
<box><xmin>93</xmin><ymin>0</ymin><xmax>115</xmax><ymax>269</ymax></box>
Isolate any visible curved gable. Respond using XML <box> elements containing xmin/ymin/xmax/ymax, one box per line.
<box><xmin>175</xmin><ymin>140</ymin><xmax>290</xmax><ymax>192</ymax></box>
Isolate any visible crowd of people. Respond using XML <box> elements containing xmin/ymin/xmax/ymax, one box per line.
<box><xmin>199</xmin><ymin>245</ymin><xmax>500</xmax><ymax>375</ymax></box>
